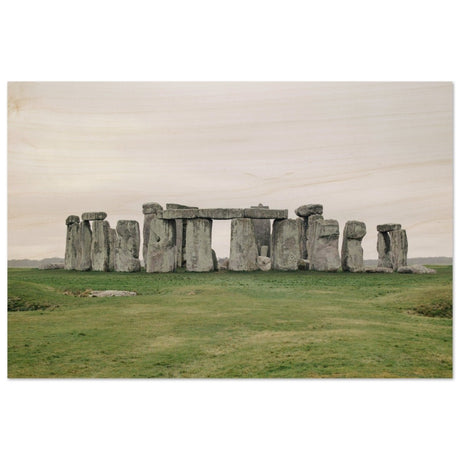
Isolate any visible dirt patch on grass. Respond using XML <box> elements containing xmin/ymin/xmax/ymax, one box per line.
<box><xmin>8</xmin><ymin>296</ymin><xmax>59</xmax><ymax>312</ymax></box>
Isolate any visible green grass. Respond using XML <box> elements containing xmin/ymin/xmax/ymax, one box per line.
<box><xmin>7</xmin><ymin>266</ymin><xmax>452</xmax><ymax>378</ymax></box>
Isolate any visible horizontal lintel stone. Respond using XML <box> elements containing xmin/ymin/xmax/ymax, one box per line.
<box><xmin>161</xmin><ymin>208</ymin><xmax>288</xmax><ymax>220</ymax></box>
<box><xmin>377</xmin><ymin>223</ymin><xmax>402</xmax><ymax>232</ymax></box>
<box><xmin>81</xmin><ymin>212</ymin><xmax>107</xmax><ymax>221</ymax></box>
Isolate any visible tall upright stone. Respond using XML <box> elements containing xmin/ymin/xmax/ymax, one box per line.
<box><xmin>166</xmin><ymin>203</ymin><xmax>198</xmax><ymax>268</ymax></box>
<box><xmin>309</xmin><ymin>219</ymin><xmax>340</xmax><ymax>272</ymax></box>
<box><xmin>271</xmin><ymin>218</ymin><xmax>303</xmax><ymax>271</ymax></box>
<box><xmin>250</xmin><ymin>204</ymin><xmax>271</xmax><ymax>256</ymax></box>
<box><xmin>108</xmin><ymin>228</ymin><xmax>117</xmax><ymax>271</ymax></box>
<box><xmin>142</xmin><ymin>202</ymin><xmax>163</xmax><ymax>266</ymax></box>
<box><xmin>115</xmin><ymin>220</ymin><xmax>141</xmax><ymax>272</ymax></box>
<box><xmin>295</xmin><ymin>204</ymin><xmax>323</xmax><ymax>259</ymax></box>
<box><xmin>145</xmin><ymin>217</ymin><xmax>176</xmax><ymax>273</ymax></box>
<box><xmin>185</xmin><ymin>219</ymin><xmax>213</xmax><ymax>272</ymax></box>
<box><xmin>377</xmin><ymin>224</ymin><xmax>408</xmax><ymax>271</ymax></box>
<box><xmin>78</xmin><ymin>220</ymin><xmax>92</xmax><ymax>271</ymax></box>
<box><xmin>64</xmin><ymin>215</ymin><xmax>80</xmax><ymax>270</ymax></box>
<box><xmin>341</xmin><ymin>220</ymin><xmax>366</xmax><ymax>272</ymax></box>
<box><xmin>91</xmin><ymin>220</ymin><xmax>111</xmax><ymax>271</ymax></box>
<box><xmin>306</xmin><ymin>214</ymin><xmax>324</xmax><ymax>261</ymax></box>
<box><xmin>229</xmin><ymin>218</ymin><xmax>259</xmax><ymax>271</ymax></box>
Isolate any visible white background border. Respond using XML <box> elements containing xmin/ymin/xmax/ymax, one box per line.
<box><xmin>1</xmin><ymin>1</ymin><xmax>458</xmax><ymax>459</ymax></box>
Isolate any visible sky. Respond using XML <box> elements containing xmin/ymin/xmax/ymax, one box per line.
<box><xmin>7</xmin><ymin>82</ymin><xmax>453</xmax><ymax>260</ymax></box>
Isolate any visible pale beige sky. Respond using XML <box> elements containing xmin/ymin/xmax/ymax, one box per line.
<box><xmin>8</xmin><ymin>82</ymin><xmax>453</xmax><ymax>260</ymax></box>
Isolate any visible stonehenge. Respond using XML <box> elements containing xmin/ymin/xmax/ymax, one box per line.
<box><xmin>64</xmin><ymin>202</ymin><xmax>412</xmax><ymax>274</ymax></box>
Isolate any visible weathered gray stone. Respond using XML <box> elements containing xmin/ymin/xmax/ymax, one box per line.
<box><xmin>260</xmin><ymin>245</ymin><xmax>269</xmax><ymax>257</ymax></box>
<box><xmin>298</xmin><ymin>259</ymin><xmax>309</xmax><ymax>270</ymax></box>
<box><xmin>81</xmin><ymin>212</ymin><xmax>107</xmax><ymax>221</ymax></box>
<box><xmin>250</xmin><ymin>204</ymin><xmax>271</xmax><ymax>256</ymax></box>
<box><xmin>115</xmin><ymin>220</ymin><xmax>140</xmax><ymax>272</ymax></box>
<box><xmin>146</xmin><ymin>217</ymin><xmax>176</xmax><ymax>273</ymax></box>
<box><xmin>78</xmin><ymin>220</ymin><xmax>92</xmax><ymax>271</ymax></box>
<box><xmin>212</xmin><ymin>249</ymin><xmax>218</xmax><ymax>271</ymax></box>
<box><xmin>166</xmin><ymin>203</ymin><xmax>199</xmax><ymax>210</ymax></box>
<box><xmin>389</xmin><ymin>229</ymin><xmax>408</xmax><ymax>271</ymax></box>
<box><xmin>162</xmin><ymin>209</ymin><xmax>198</xmax><ymax>219</ymax></box>
<box><xmin>185</xmin><ymin>219</ymin><xmax>213</xmax><ymax>272</ymax></box>
<box><xmin>257</xmin><ymin>256</ymin><xmax>271</xmax><ymax>271</ymax></box>
<box><xmin>40</xmin><ymin>263</ymin><xmax>65</xmax><ymax>270</ymax></box>
<box><xmin>198</xmin><ymin>208</ymin><xmax>245</xmax><ymax>219</ymax></box>
<box><xmin>365</xmin><ymin>266</ymin><xmax>393</xmax><ymax>273</ymax></box>
<box><xmin>397</xmin><ymin>264</ymin><xmax>436</xmax><ymax>274</ymax></box>
<box><xmin>377</xmin><ymin>223</ymin><xmax>401</xmax><ymax>232</ymax></box>
<box><xmin>65</xmin><ymin>217</ymin><xmax>80</xmax><ymax>270</ymax></box>
<box><xmin>142</xmin><ymin>202</ymin><xmax>163</xmax><ymax>215</ymax></box>
<box><xmin>306</xmin><ymin>214</ymin><xmax>324</xmax><ymax>261</ymax></box>
<box><xmin>142</xmin><ymin>203</ymin><xmax>163</xmax><ymax>263</ymax></box>
<box><xmin>90</xmin><ymin>290</ymin><xmax>137</xmax><ymax>297</ymax></box>
<box><xmin>271</xmin><ymin>219</ymin><xmax>303</xmax><ymax>271</ymax></box>
<box><xmin>309</xmin><ymin>219</ymin><xmax>341</xmax><ymax>272</ymax></box>
<box><xmin>229</xmin><ymin>218</ymin><xmax>259</xmax><ymax>271</ymax></box>
<box><xmin>377</xmin><ymin>232</ymin><xmax>392</xmax><ymax>269</ymax></box>
<box><xmin>108</xmin><ymin>228</ymin><xmax>117</xmax><ymax>271</ymax></box>
<box><xmin>243</xmin><ymin>208</ymin><xmax>288</xmax><ymax>219</ymax></box>
<box><xmin>341</xmin><ymin>220</ymin><xmax>366</xmax><ymax>272</ymax></box>
<box><xmin>91</xmin><ymin>220</ymin><xmax>110</xmax><ymax>271</ymax></box>
<box><xmin>295</xmin><ymin>204</ymin><xmax>323</xmax><ymax>218</ymax></box>
<box><xmin>218</xmin><ymin>258</ymin><xmax>229</xmax><ymax>270</ymax></box>
<box><xmin>66</xmin><ymin>215</ymin><xmax>80</xmax><ymax>225</ymax></box>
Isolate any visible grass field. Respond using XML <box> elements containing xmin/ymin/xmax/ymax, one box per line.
<box><xmin>7</xmin><ymin>267</ymin><xmax>452</xmax><ymax>378</ymax></box>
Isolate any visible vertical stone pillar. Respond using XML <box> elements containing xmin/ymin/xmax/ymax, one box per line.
<box><xmin>306</xmin><ymin>214</ymin><xmax>324</xmax><ymax>262</ymax></box>
<box><xmin>166</xmin><ymin>203</ymin><xmax>198</xmax><ymax>268</ymax></box>
<box><xmin>91</xmin><ymin>220</ymin><xmax>111</xmax><ymax>271</ymax></box>
<box><xmin>142</xmin><ymin>202</ymin><xmax>163</xmax><ymax>267</ymax></box>
<box><xmin>271</xmin><ymin>218</ymin><xmax>303</xmax><ymax>271</ymax></box>
<box><xmin>341</xmin><ymin>220</ymin><xmax>366</xmax><ymax>272</ymax></box>
<box><xmin>115</xmin><ymin>220</ymin><xmax>141</xmax><ymax>272</ymax></box>
<box><xmin>78</xmin><ymin>220</ymin><xmax>92</xmax><ymax>271</ymax></box>
<box><xmin>64</xmin><ymin>215</ymin><xmax>80</xmax><ymax>270</ymax></box>
<box><xmin>377</xmin><ymin>224</ymin><xmax>407</xmax><ymax>271</ymax></box>
<box><xmin>309</xmin><ymin>219</ymin><xmax>340</xmax><ymax>271</ymax></box>
<box><xmin>185</xmin><ymin>218</ymin><xmax>213</xmax><ymax>272</ymax></box>
<box><xmin>295</xmin><ymin>204</ymin><xmax>323</xmax><ymax>259</ymax></box>
<box><xmin>145</xmin><ymin>217</ymin><xmax>176</xmax><ymax>273</ymax></box>
<box><xmin>229</xmin><ymin>218</ymin><xmax>259</xmax><ymax>271</ymax></box>
<box><xmin>108</xmin><ymin>228</ymin><xmax>117</xmax><ymax>271</ymax></box>
<box><xmin>250</xmin><ymin>204</ymin><xmax>271</xmax><ymax>256</ymax></box>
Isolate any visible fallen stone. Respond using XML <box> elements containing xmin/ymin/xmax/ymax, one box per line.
<box><xmin>90</xmin><ymin>290</ymin><xmax>137</xmax><ymax>297</ymax></box>
<box><xmin>397</xmin><ymin>264</ymin><xmax>436</xmax><ymax>274</ymax></box>
<box><xmin>40</xmin><ymin>263</ymin><xmax>65</xmax><ymax>270</ymax></box>
<box><xmin>295</xmin><ymin>204</ymin><xmax>323</xmax><ymax>218</ymax></box>
<box><xmin>271</xmin><ymin>218</ymin><xmax>303</xmax><ymax>271</ymax></box>
<box><xmin>115</xmin><ymin>220</ymin><xmax>141</xmax><ymax>272</ymax></box>
<box><xmin>229</xmin><ymin>218</ymin><xmax>259</xmax><ymax>271</ymax></box>
<box><xmin>186</xmin><ymin>218</ymin><xmax>214</xmax><ymax>272</ymax></box>
<box><xmin>81</xmin><ymin>212</ymin><xmax>107</xmax><ymax>221</ymax></box>
<box><xmin>365</xmin><ymin>266</ymin><xmax>393</xmax><ymax>273</ymax></box>
<box><xmin>377</xmin><ymin>223</ymin><xmax>401</xmax><ymax>232</ymax></box>
<box><xmin>309</xmin><ymin>219</ymin><xmax>341</xmax><ymax>272</ymax></box>
<box><xmin>146</xmin><ymin>217</ymin><xmax>176</xmax><ymax>273</ymax></box>
<box><xmin>257</xmin><ymin>256</ymin><xmax>271</xmax><ymax>271</ymax></box>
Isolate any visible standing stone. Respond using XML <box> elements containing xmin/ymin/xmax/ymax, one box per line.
<box><xmin>115</xmin><ymin>220</ymin><xmax>141</xmax><ymax>272</ymax></box>
<box><xmin>145</xmin><ymin>217</ymin><xmax>176</xmax><ymax>273</ymax></box>
<box><xmin>78</xmin><ymin>220</ymin><xmax>92</xmax><ymax>271</ymax></box>
<box><xmin>389</xmin><ymin>229</ymin><xmax>408</xmax><ymax>271</ymax></box>
<box><xmin>229</xmin><ymin>218</ymin><xmax>259</xmax><ymax>271</ymax></box>
<box><xmin>250</xmin><ymin>204</ymin><xmax>271</xmax><ymax>256</ymax></box>
<box><xmin>91</xmin><ymin>220</ymin><xmax>111</xmax><ymax>271</ymax></box>
<box><xmin>212</xmin><ymin>249</ymin><xmax>218</xmax><ymax>271</ymax></box>
<box><xmin>295</xmin><ymin>204</ymin><xmax>323</xmax><ymax>259</ymax></box>
<box><xmin>306</xmin><ymin>214</ymin><xmax>324</xmax><ymax>262</ymax></box>
<box><xmin>185</xmin><ymin>219</ymin><xmax>213</xmax><ymax>272</ymax></box>
<box><xmin>309</xmin><ymin>219</ymin><xmax>341</xmax><ymax>272</ymax></box>
<box><xmin>142</xmin><ymin>202</ymin><xmax>163</xmax><ymax>265</ymax></box>
<box><xmin>271</xmin><ymin>218</ymin><xmax>303</xmax><ymax>271</ymax></box>
<box><xmin>341</xmin><ymin>221</ymin><xmax>366</xmax><ymax>272</ymax></box>
<box><xmin>377</xmin><ymin>224</ymin><xmax>408</xmax><ymax>271</ymax></box>
<box><xmin>64</xmin><ymin>215</ymin><xmax>80</xmax><ymax>270</ymax></box>
<box><xmin>166</xmin><ymin>203</ymin><xmax>198</xmax><ymax>268</ymax></box>
<box><xmin>108</xmin><ymin>228</ymin><xmax>117</xmax><ymax>271</ymax></box>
